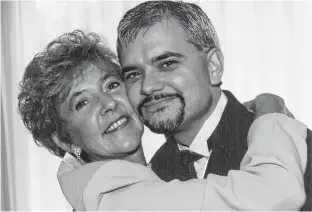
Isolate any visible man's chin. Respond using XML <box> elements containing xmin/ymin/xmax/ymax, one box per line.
<box><xmin>144</xmin><ymin>118</ymin><xmax>181</xmax><ymax>134</ymax></box>
<box><xmin>141</xmin><ymin>105</ymin><xmax>185</xmax><ymax>134</ymax></box>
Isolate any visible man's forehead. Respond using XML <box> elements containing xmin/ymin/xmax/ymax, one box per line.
<box><xmin>120</xmin><ymin>21</ymin><xmax>188</xmax><ymax>66</ymax></box>
<box><xmin>137</xmin><ymin>19</ymin><xmax>185</xmax><ymax>45</ymax></box>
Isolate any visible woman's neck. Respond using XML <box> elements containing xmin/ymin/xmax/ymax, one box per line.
<box><xmin>87</xmin><ymin>144</ymin><xmax>147</xmax><ymax>166</ymax></box>
<box><xmin>124</xmin><ymin>145</ymin><xmax>146</xmax><ymax>165</ymax></box>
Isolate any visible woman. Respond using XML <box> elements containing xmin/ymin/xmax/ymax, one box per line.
<box><xmin>18</xmin><ymin>30</ymin><xmax>307</xmax><ymax>210</ymax></box>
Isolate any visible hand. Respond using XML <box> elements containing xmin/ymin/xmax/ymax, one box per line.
<box><xmin>243</xmin><ymin>93</ymin><xmax>294</xmax><ymax>119</ymax></box>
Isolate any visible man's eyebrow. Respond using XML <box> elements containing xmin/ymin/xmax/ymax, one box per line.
<box><xmin>150</xmin><ymin>51</ymin><xmax>184</xmax><ymax>63</ymax></box>
<box><xmin>121</xmin><ymin>52</ymin><xmax>185</xmax><ymax>74</ymax></box>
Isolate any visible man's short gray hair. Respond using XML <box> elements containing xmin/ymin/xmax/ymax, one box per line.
<box><xmin>117</xmin><ymin>1</ymin><xmax>220</xmax><ymax>59</ymax></box>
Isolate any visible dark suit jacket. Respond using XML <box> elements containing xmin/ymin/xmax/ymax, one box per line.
<box><xmin>302</xmin><ymin>129</ymin><xmax>311</xmax><ymax>211</ymax></box>
<box><xmin>151</xmin><ymin>90</ymin><xmax>311</xmax><ymax>211</ymax></box>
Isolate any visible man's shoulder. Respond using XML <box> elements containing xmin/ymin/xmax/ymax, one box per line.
<box><xmin>301</xmin><ymin>128</ymin><xmax>312</xmax><ymax>210</ymax></box>
<box><xmin>222</xmin><ymin>90</ymin><xmax>254</xmax><ymax>117</ymax></box>
<box><xmin>220</xmin><ymin>90</ymin><xmax>254</xmax><ymax>132</ymax></box>
<box><xmin>307</xmin><ymin>128</ymin><xmax>312</xmax><ymax>141</ymax></box>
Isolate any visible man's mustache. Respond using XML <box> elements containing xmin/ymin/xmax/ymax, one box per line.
<box><xmin>138</xmin><ymin>93</ymin><xmax>184</xmax><ymax>117</ymax></box>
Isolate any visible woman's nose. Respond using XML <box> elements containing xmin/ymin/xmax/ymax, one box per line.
<box><xmin>99</xmin><ymin>94</ymin><xmax>118</xmax><ymax>115</ymax></box>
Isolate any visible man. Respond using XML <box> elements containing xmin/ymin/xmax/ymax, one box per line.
<box><xmin>117</xmin><ymin>1</ymin><xmax>311</xmax><ymax>210</ymax></box>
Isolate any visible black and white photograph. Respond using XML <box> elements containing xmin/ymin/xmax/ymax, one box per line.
<box><xmin>1</xmin><ymin>0</ymin><xmax>312</xmax><ymax>211</ymax></box>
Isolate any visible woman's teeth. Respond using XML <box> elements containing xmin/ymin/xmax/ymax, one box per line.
<box><xmin>106</xmin><ymin>117</ymin><xmax>127</xmax><ymax>132</ymax></box>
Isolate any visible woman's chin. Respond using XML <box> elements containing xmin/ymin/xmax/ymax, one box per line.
<box><xmin>122</xmin><ymin>142</ymin><xmax>142</xmax><ymax>155</ymax></box>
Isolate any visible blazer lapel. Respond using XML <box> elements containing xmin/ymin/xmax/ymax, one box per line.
<box><xmin>301</xmin><ymin>129</ymin><xmax>312</xmax><ymax>211</ymax></box>
<box><xmin>150</xmin><ymin>135</ymin><xmax>182</xmax><ymax>181</ymax></box>
<box><xmin>205</xmin><ymin>90</ymin><xmax>254</xmax><ymax>177</ymax></box>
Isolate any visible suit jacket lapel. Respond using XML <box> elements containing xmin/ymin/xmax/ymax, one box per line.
<box><xmin>301</xmin><ymin>129</ymin><xmax>312</xmax><ymax>210</ymax></box>
<box><xmin>150</xmin><ymin>135</ymin><xmax>188</xmax><ymax>181</ymax></box>
<box><xmin>204</xmin><ymin>90</ymin><xmax>254</xmax><ymax>177</ymax></box>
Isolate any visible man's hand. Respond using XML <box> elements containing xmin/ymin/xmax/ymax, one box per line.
<box><xmin>243</xmin><ymin>93</ymin><xmax>294</xmax><ymax>119</ymax></box>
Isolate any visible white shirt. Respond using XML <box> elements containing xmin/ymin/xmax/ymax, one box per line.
<box><xmin>177</xmin><ymin>92</ymin><xmax>228</xmax><ymax>179</ymax></box>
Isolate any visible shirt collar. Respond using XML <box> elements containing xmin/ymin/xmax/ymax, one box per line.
<box><xmin>177</xmin><ymin>91</ymin><xmax>228</xmax><ymax>157</ymax></box>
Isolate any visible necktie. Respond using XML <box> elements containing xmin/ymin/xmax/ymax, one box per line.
<box><xmin>179</xmin><ymin>150</ymin><xmax>203</xmax><ymax>180</ymax></box>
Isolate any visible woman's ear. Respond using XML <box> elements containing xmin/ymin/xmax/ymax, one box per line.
<box><xmin>205</xmin><ymin>47</ymin><xmax>224</xmax><ymax>86</ymax></box>
<box><xmin>52</xmin><ymin>132</ymin><xmax>74</xmax><ymax>153</ymax></box>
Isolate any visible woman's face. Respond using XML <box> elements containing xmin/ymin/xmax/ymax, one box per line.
<box><xmin>57</xmin><ymin>61</ymin><xmax>143</xmax><ymax>160</ymax></box>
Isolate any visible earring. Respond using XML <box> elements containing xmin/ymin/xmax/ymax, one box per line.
<box><xmin>74</xmin><ymin>147</ymin><xmax>82</xmax><ymax>163</ymax></box>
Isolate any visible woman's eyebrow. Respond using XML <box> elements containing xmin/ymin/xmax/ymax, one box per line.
<box><xmin>68</xmin><ymin>90</ymin><xmax>85</xmax><ymax>111</ymax></box>
<box><xmin>97</xmin><ymin>72</ymin><xmax>116</xmax><ymax>84</ymax></box>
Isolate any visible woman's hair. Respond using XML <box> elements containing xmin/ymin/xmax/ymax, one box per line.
<box><xmin>18</xmin><ymin>30</ymin><xmax>121</xmax><ymax>157</ymax></box>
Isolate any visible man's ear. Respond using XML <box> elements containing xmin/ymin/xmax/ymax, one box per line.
<box><xmin>52</xmin><ymin>132</ymin><xmax>74</xmax><ymax>153</ymax></box>
<box><xmin>205</xmin><ymin>47</ymin><xmax>224</xmax><ymax>86</ymax></box>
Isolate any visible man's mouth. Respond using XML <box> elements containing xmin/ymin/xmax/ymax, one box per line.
<box><xmin>138</xmin><ymin>93</ymin><xmax>184</xmax><ymax>117</ymax></box>
<box><xmin>104</xmin><ymin>115</ymin><xmax>129</xmax><ymax>133</ymax></box>
<box><xmin>143</xmin><ymin>97</ymin><xmax>175</xmax><ymax>108</ymax></box>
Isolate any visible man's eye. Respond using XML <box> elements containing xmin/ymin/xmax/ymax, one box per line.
<box><xmin>75</xmin><ymin>99</ymin><xmax>88</xmax><ymax>111</ymax></box>
<box><xmin>161</xmin><ymin>61</ymin><xmax>177</xmax><ymax>68</ymax></box>
<box><xmin>125</xmin><ymin>72</ymin><xmax>141</xmax><ymax>80</ymax></box>
<box><xmin>107</xmin><ymin>81</ymin><xmax>120</xmax><ymax>90</ymax></box>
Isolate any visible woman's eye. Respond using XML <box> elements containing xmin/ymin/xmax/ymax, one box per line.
<box><xmin>75</xmin><ymin>99</ymin><xmax>88</xmax><ymax>111</ymax></box>
<box><xmin>107</xmin><ymin>81</ymin><xmax>120</xmax><ymax>90</ymax></box>
<box><xmin>125</xmin><ymin>72</ymin><xmax>141</xmax><ymax>80</ymax></box>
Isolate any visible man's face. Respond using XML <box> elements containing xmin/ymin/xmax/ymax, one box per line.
<box><xmin>57</xmin><ymin>62</ymin><xmax>143</xmax><ymax>160</ymax></box>
<box><xmin>119</xmin><ymin>19</ymin><xmax>214</xmax><ymax>134</ymax></box>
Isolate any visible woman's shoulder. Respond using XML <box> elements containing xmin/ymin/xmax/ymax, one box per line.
<box><xmin>57</xmin><ymin>156</ymin><xmax>159</xmax><ymax>210</ymax></box>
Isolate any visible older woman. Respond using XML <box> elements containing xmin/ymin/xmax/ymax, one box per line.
<box><xmin>18</xmin><ymin>30</ymin><xmax>307</xmax><ymax>210</ymax></box>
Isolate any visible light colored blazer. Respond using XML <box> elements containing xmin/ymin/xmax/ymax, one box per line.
<box><xmin>57</xmin><ymin>114</ymin><xmax>307</xmax><ymax>211</ymax></box>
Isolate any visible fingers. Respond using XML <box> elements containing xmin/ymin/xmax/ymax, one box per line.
<box><xmin>245</xmin><ymin>93</ymin><xmax>295</xmax><ymax>119</ymax></box>
<box><xmin>285</xmin><ymin>107</ymin><xmax>295</xmax><ymax>119</ymax></box>
<box><xmin>243</xmin><ymin>100</ymin><xmax>255</xmax><ymax>113</ymax></box>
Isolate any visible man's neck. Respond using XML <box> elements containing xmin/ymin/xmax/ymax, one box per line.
<box><xmin>171</xmin><ymin>90</ymin><xmax>222</xmax><ymax>147</ymax></box>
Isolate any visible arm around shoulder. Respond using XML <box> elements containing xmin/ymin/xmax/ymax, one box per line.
<box><xmin>66</xmin><ymin>114</ymin><xmax>307</xmax><ymax>211</ymax></box>
<box><xmin>201</xmin><ymin>113</ymin><xmax>307</xmax><ymax>210</ymax></box>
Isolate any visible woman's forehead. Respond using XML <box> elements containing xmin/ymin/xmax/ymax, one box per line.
<box><xmin>56</xmin><ymin>60</ymin><xmax>121</xmax><ymax>104</ymax></box>
<box><xmin>81</xmin><ymin>61</ymin><xmax>120</xmax><ymax>77</ymax></box>
<box><xmin>71</xmin><ymin>62</ymin><xmax>122</xmax><ymax>92</ymax></box>
<box><xmin>90</xmin><ymin>59</ymin><xmax>121</xmax><ymax>77</ymax></box>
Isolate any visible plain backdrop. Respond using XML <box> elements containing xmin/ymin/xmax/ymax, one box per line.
<box><xmin>1</xmin><ymin>0</ymin><xmax>312</xmax><ymax>210</ymax></box>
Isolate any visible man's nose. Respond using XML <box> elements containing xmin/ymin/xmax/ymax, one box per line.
<box><xmin>99</xmin><ymin>94</ymin><xmax>118</xmax><ymax>115</ymax></box>
<box><xmin>140</xmin><ymin>73</ymin><xmax>164</xmax><ymax>96</ymax></box>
